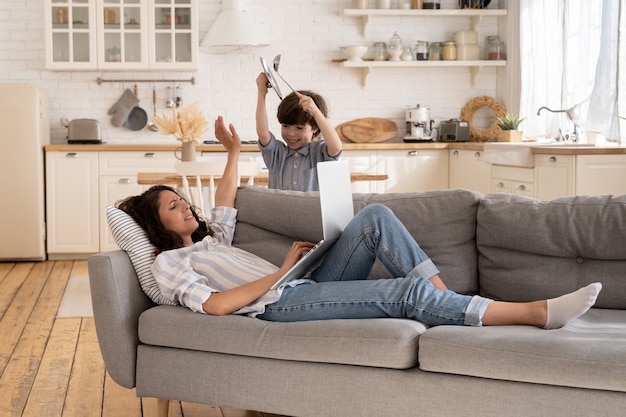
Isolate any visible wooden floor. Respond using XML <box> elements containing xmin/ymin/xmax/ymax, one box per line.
<box><xmin>0</xmin><ymin>260</ymin><xmax>287</xmax><ymax>417</ymax></box>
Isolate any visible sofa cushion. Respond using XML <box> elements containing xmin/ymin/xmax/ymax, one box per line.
<box><xmin>418</xmin><ymin>308</ymin><xmax>626</xmax><ymax>392</ymax></box>
<box><xmin>477</xmin><ymin>193</ymin><xmax>626</xmax><ymax>309</ymax></box>
<box><xmin>234</xmin><ymin>187</ymin><xmax>482</xmax><ymax>294</ymax></box>
<box><xmin>106</xmin><ymin>205</ymin><xmax>175</xmax><ymax>306</ymax></box>
<box><xmin>139</xmin><ymin>305</ymin><xmax>427</xmax><ymax>369</ymax></box>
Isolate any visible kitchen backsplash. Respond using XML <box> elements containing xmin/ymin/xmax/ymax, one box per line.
<box><xmin>0</xmin><ymin>0</ymin><xmax>502</xmax><ymax>144</ymax></box>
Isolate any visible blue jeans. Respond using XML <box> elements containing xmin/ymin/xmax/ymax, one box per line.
<box><xmin>258</xmin><ymin>204</ymin><xmax>491</xmax><ymax>327</ymax></box>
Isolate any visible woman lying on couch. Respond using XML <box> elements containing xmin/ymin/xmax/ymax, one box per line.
<box><xmin>118</xmin><ymin>115</ymin><xmax>601</xmax><ymax>330</ymax></box>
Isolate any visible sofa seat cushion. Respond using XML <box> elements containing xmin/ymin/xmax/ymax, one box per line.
<box><xmin>418</xmin><ymin>309</ymin><xmax>626</xmax><ymax>392</ymax></box>
<box><xmin>139</xmin><ymin>305</ymin><xmax>427</xmax><ymax>369</ymax></box>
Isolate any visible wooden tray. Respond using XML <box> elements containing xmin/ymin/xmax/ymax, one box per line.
<box><xmin>336</xmin><ymin>118</ymin><xmax>398</xmax><ymax>143</ymax></box>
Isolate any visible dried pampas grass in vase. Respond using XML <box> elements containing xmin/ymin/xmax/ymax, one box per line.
<box><xmin>153</xmin><ymin>102</ymin><xmax>210</xmax><ymax>161</ymax></box>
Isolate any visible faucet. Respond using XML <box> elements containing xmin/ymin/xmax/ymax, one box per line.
<box><xmin>536</xmin><ymin>106</ymin><xmax>579</xmax><ymax>142</ymax></box>
<box><xmin>536</xmin><ymin>106</ymin><xmax>566</xmax><ymax>116</ymax></box>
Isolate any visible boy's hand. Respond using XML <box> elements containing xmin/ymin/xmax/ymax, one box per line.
<box><xmin>298</xmin><ymin>93</ymin><xmax>320</xmax><ymax>117</ymax></box>
<box><xmin>256</xmin><ymin>72</ymin><xmax>269</xmax><ymax>95</ymax></box>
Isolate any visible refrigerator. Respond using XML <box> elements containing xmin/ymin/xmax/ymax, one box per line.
<box><xmin>0</xmin><ymin>83</ymin><xmax>50</xmax><ymax>260</ymax></box>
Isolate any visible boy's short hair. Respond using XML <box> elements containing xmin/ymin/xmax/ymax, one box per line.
<box><xmin>277</xmin><ymin>90</ymin><xmax>328</xmax><ymax>139</ymax></box>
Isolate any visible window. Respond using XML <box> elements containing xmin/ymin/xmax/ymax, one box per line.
<box><xmin>519</xmin><ymin>0</ymin><xmax>624</xmax><ymax>144</ymax></box>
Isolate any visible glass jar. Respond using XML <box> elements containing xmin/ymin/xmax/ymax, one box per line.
<box><xmin>443</xmin><ymin>41</ymin><xmax>456</xmax><ymax>60</ymax></box>
<box><xmin>429</xmin><ymin>42</ymin><xmax>442</xmax><ymax>60</ymax></box>
<box><xmin>423</xmin><ymin>0</ymin><xmax>440</xmax><ymax>9</ymax></box>
<box><xmin>414</xmin><ymin>41</ymin><xmax>429</xmax><ymax>61</ymax></box>
<box><xmin>387</xmin><ymin>31</ymin><xmax>404</xmax><ymax>62</ymax></box>
<box><xmin>411</xmin><ymin>0</ymin><xmax>424</xmax><ymax>8</ymax></box>
<box><xmin>402</xmin><ymin>47</ymin><xmax>414</xmax><ymax>61</ymax></box>
<box><xmin>373</xmin><ymin>42</ymin><xmax>387</xmax><ymax>61</ymax></box>
<box><xmin>353</xmin><ymin>0</ymin><xmax>369</xmax><ymax>8</ymax></box>
<box><xmin>487</xmin><ymin>36</ymin><xmax>507</xmax><ymax>60</ymax></box>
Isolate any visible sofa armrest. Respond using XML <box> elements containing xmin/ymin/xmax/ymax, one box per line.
<box><xmin>88</xmin><ymin>250</ymin><xmax>154</xmax><ymax>389</ymax></box>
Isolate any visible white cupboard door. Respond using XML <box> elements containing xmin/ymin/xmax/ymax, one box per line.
<box><xmin>576</xmin><ymin>155</ymin><xmax>626</xmax><ymax>195</ymax></box>
<box><xmin>45</xmin><ymin>0</ymin><xmax>98</xmax><ymax>70</ymax></box>
<box><xmin>449</xmin><ymin>149</ymin><xmax>491</xmax><ymax>194</ymax></box>
<box><xmin>534</xmin><ymin>154</ymin><xmax>575</xmax><ymax>201</ymax></box>
<box><xmin>149</xmin><ymin>0</ymin><xmax>197</xmax><ymax>70</ymax></box>
<box><xmin>377</xmin><ymin>150</ymin><xmax>448</xmax><ymax>193</ymax></box>
<box><xmin>46</xmin><ymin>151</ymin><xmax>99</xmax><ymax>255</ymax></box>
<box><xmin>98</xmin><ymin>0</ymin><xmax>149</xmax><ymax>69</ymax></box>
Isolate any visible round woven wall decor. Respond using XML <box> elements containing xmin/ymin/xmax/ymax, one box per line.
<box><xmin>460</xmin><ymin>96</ymin><xmax>507</xmax><ymax>142</ymax></box>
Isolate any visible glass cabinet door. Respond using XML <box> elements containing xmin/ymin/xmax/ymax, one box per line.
<box><xmin>150</xmin><ymin>0</ymin><xmax>197</xmax><ymax>70</ymax></box>
<box><xmin>98</xmin><ymin>0</ymin><xmax>148</xmax><ymax>69</ymax></box>
<box><xmin>46</xmin><ymin>0</ymin><xmax>97</xmax><ymax>69</ymax></box>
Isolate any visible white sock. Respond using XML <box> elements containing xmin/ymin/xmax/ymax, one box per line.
<box><xmin>544</xmin><ymin>283</ymin><xmax>602</xmax><ymax>329</ymax></box>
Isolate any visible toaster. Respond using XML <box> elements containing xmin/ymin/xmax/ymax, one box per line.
<box><xmin>67</xmin><ymin>119</ymin><xmax>102</xmax><ymax>144</ymax></box>
<box><xmin>439</xmin><ymin>119</ymin><xmax>470</xmax><ymax>142</ymax></box>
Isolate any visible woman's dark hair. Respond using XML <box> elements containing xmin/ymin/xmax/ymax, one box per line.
<box><xmin>117</xmin><ymin>185</ymin><xmax>212</xmax><ymax>254</ymax></box>
<box><xmin>277</xmin><ymin>90</ymin><xmax>328</xmax><ymax>140</ymax></box>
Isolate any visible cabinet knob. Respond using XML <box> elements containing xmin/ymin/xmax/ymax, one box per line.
<box><xmin>65</xmin><ymin>152</ymin><xmax>78</xmax><ymax>158</ymax></box>
<box><xmin>453</xmin><ymin>150</ymin><xmax>459</xmax><ymax>156</ymax></box>
<box><xmin>144</xmin><ymin>152</ymin><xmax>156</xmax><ymax>158</ymax></box>
<box><xmin>548</xmin><ymin>156</ymin><xmax>557</xmax><ymax>163</ymax></box>
<box><xmin>408</xmin><ymin>150</ymin><xmax>419</xmax><ymax>156</ymax></box>
<box><xmin>474</xmin><ymin>151</ymin><xmax>481</xmax><ymax>158</ymax></box>
<box><xmin>118</xmin><ymin>178</ymin><xmax>131</xmax><ymax>184</ymax></box>
<box><xmin>517</xmin><ymin>184</ymin><xmax>526</xmax><ymax>191</ymax></box>
<box><xmin>496</xmin><ymin>182</ymin><xmax>505</xmax><ymax>188</ymax></box>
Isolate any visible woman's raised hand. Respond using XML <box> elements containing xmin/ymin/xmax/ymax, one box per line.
<box><xmin>214</xmin><ymin>115</ymin><xmax>241</xmax><ymax>154</ymax></box>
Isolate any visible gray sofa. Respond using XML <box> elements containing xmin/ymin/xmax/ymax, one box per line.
<box><xmin>88</xmin><ymin>187</ymin><xmax>626</xmax><ymax>417</ymax></box>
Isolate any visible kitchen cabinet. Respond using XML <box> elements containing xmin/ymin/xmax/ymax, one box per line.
<box><xmin>534</xmin><ymin>154</ymin><xmax>575</xmax><ymax>201</ymax></box>
<box><xmin>342</xmin><ymin>149</ymin><xmax>448</xmax><ymax>193</ymax></box>
<box><xmin>45</xmin><ymin>0</ymin><xmax>97</xmax><ymax>69</ymax></box>
<box><xmin>448</xmin><ymin>149</ymin><xmax>491</xmax><ymax>194</ymax></box>
<box><xmin>45</xmin><ymin>0</ymin><xmax>197</xmax><ymax>71</ymax></box>
<box><xmin>490</xmin><ymin>165</ymin><xmax>534</xmax><ymax>197</ymax></box>
<box><xmin>46</xmin><ymin>149</ymin><xmax>179</xmax><ymax>258</ymax></box>
<box><xmin>576</xmin><ymin>155</ymin><xmax>626</xmax><ymax>196</ymax></box>
<box><xmin>340</xmin><ymin>8</ymin><xmax>507</xmax><ymax>87</ymax></box>
<box><xmin>46</xmin><ymin>151</ymin><xmax>100</xmax><ymax>257</ymax></box>
<box><xmin>377</xmin><ymin>149</ymin><xmax>448</xmax><ymax>193</ymax></box>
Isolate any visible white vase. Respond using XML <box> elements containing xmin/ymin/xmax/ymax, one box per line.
<box><xmin>176</xmin><ymin>141</ymin><xmax>196</xmax><ymax>161</ymax></box>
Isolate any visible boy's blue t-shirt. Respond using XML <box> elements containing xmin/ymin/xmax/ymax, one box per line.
<box><xmin>259</xmin><ymin>132</ymin><xmax>341</xmax><ymax>191</ymax></box>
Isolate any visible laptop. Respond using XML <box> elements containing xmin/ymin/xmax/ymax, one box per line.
<box><xmin>270</xmin><ymin>160</ymin><xmax>354</xmax><ymax>289</ymax></box>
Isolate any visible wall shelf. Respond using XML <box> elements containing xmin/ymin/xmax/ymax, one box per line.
<box><xmin>342</xmin><ymin>8</ymin><xmax>508</xmax><ymax>35</ymax></box>
<box><xmin>340</xmin><ymin>59</ymin><xmax>506</xmax><ymax>88</ymax></box>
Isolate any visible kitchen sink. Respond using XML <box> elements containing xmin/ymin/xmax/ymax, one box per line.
<box><xmin>483</xmin><ymin>142</ymin><xmax>596</xmax><ymax>167</ymax></box>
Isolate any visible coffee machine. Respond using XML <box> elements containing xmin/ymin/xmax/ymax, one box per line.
<box><xmin>403</xmin><ymin>104</ymin><xmax>434</xmax><ymax>142</ymax></box>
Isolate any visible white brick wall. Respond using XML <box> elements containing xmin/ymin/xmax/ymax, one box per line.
<box><xmin>0</xmin><ymin>0</ymin><xmax>502</xmax><ymax>144</ymax></box>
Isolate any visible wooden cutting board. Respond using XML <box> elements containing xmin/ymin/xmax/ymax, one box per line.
<box><xmin>336</xmin><ymin>118</ymin><xmax>398</xmax><ymax>143</ymax></box>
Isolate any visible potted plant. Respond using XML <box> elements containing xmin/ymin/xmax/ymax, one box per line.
<box><xmin>496</xmin><ymin>113</ymin><xmax>525</xmax><ymax>142</ymax></box>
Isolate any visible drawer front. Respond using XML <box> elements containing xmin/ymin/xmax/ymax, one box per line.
<box><xmin>492</xmin><ymin>178</ymin><xmax>511</xmax><ymax>193</ymax></box>
<box><xmin>99</xmin><ymin>151</ymin><xmax>176</xmax><ymax>175</ymax></box>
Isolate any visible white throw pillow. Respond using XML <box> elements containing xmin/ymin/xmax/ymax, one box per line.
<box><xmin>106</xmin><ymin>205</ymin><xmax>177</xmax><ymax>306</ymax></box>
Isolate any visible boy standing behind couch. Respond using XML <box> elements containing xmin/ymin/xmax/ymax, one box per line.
<box><xmin>255</xmin><ymin>73</ymin><xmax>343</xmax><ymax>191</ymax></box>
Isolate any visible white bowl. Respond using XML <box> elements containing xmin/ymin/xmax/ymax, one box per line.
<box><xmin>340</xmin><ymin>45</ymin><xmax>368</xmax><ymax>62</ymax></box>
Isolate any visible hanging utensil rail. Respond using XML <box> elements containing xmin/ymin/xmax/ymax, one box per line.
<box><xmin>96</xmin><ymin>77</ymin><xmax>195</xmax><ymax>85</ymax></box>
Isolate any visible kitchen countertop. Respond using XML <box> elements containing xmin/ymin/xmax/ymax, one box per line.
<box><xmin>43</xmin><ymin>141</ymin><xmax>486</xmax><ymax>152</ymax></box>
<box><xmin>43</xmin><ymin>141</ymin><xmax>625</xmax><ymax>154</ymax></box>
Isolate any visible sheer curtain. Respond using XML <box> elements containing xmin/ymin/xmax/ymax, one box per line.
<box><xmin>519</xmin><ymin>0</ymin><xmax>624</xmax><ymax>144</ymax></box>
